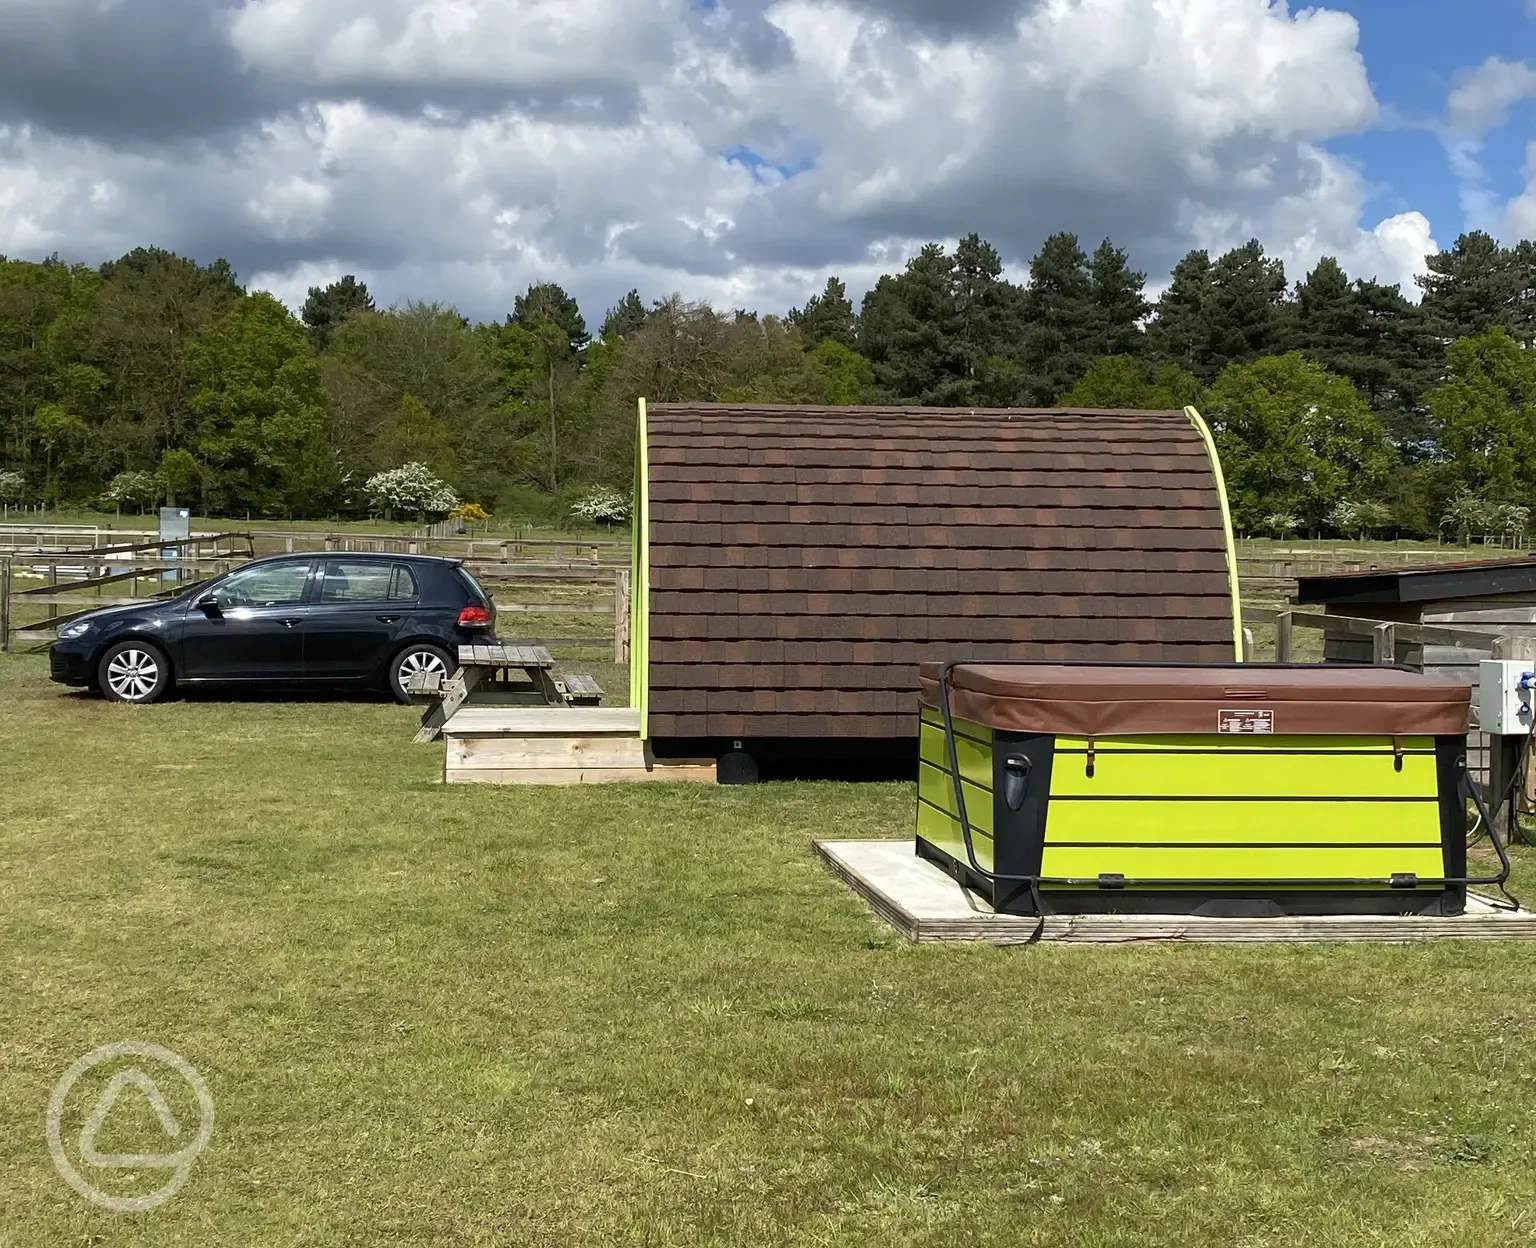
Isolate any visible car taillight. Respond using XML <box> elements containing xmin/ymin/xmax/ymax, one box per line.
<box><xmin>458</xmin><ymin>605</ymin><xmax>491</xmax><ymax>628</ymax></box>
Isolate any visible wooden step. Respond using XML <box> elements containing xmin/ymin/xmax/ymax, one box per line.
<box><xmin>559</xmin><ymin>673</ymin><xmax>604</xmax><ymax>706</ymax></box>
<box><xmin>445</xmin><ymin>707</ymin><xmax>641</xmax><ymax>735</ymax></box>
<box><xmin>445</xmin><ymin>732</ymin><xmax>714</xmax><ymax>785</ymax></box>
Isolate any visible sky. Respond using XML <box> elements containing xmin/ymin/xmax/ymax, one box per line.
<box><xmin>0</xmin><ymin>0</ymin><xmax>1533</xmax><ymax>327</ymax></box>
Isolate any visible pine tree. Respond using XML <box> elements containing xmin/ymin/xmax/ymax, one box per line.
<box><xmin>787</xmin><ymin>277</ymin><xmax>856</xmax><ymax>348</ymax></box>
<box><xmin>513</xmin><ymin>282</ymin><xmax>589</xmax><ymax>354</ymax></box>
<box><xmin>1147</xmin><ymin>249</ymin><xmax>1213</xmax><ymax>377</ymax></box>
<box><xmin>1085</xmin><ymin>239</ymin><xmax>1149</xmax><ymax>358</ymax></box>
<box><xmin>1204</xmin><ymin>240</ymin><xmax>1288</xmax><ymax>374</ymax></box>
<box><xmin>600</xmin><ymin>290</ymin><xmax>647</xmax><ymax>342</ymax></box>
<box><xmin>1019</xmin><ymin>232</ymin><xmax>1094</xmax><ymax>404</ymax></box>
<box><xmin>302</xmin><ymin>276</ymin><xmax>375</xmax><ymax>351</ymax></box>
<box><xmin>1417</xmin><ymin>231</ymin><xmax>1518</xmax><ymax>342</ymax></box>
<box><xmin>857</xmin><ymin>245</ymin><xmax>968</xmax><ymax>404</ymax></box>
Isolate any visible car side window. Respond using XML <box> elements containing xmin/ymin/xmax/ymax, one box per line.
<box><xmin>319</xmin><ymin>561</ymin><xmax>394</xmax><ymax>604</ymax></box>
<box><xmin>389</xmin><ymin>565</ymin><xmax>420</xmax><ymax>601</ymax></box>
<box><xmin>216</xmin><ymin>562</ymin><xmax>312</xmax><ymax>608</ymax></box>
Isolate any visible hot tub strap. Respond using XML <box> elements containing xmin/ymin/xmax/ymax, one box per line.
<box><xmin>1392</xmin><ymin>736</ymin><xmax>1404</xmax><ymax>772</ymax></box>
<box><xmin>1085</xmin><ymin>736</ymin><xmax>1096</xmax><ymax>779</ymax></box>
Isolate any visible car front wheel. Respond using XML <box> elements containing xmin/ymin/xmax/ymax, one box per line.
<box><xmin>389</xmin><ymin>644</ymin><xmax>453</xmax><ymax>705</ymax></box>
<box><xmin>98</xmin><ymin>641</ymin><xmax>172</xmax><ymax>705</ymax></box>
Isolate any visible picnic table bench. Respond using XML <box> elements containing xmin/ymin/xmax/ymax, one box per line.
<box><xmin>411</xmin><ymin>643</ymin><xmax>603</xmax><ymax>742</ymax></box>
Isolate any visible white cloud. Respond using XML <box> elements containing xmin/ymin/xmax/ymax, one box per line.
<box><xmin>1439</xmin><ymin>58</ymin><xmax>1536</xmax><ymax>240</ymax></box>
<box><xmin>229</xmin><ymin>0</ymin><xmax>684</xmax><ymax>95</ymax></box>
<box><xmin>1447</xmin><ymin>58</ymin><xmax>1536</xmax><ymax>133</ymax></box>
<box><xmin>1501</xmin><ymin>141</ymin><xmax>1536</xmax><ymax>241</ymax></box>
<box><xmin>0</xmin><ymin>0</ymin><xmax>1435</xmax><ymax>318</ymax></box>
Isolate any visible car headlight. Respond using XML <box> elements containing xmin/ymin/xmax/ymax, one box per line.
<box><xmin>57</xmin><ymin>620</ymin><xmax>94</xmax><ymax>640</ymax></box>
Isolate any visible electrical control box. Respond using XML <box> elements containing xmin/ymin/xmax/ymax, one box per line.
<box><xmin>1477</xmin><ymin>660</ymin><xmax>1536</xmax><ymax>735</ymax></box>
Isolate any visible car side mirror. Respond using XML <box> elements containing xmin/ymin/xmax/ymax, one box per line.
<box><xmin>195</xmin><ymin>593</ymin><xmax>222</xmax><ymax>617</ymax></box>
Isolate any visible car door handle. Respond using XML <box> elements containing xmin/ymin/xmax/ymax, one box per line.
<box><xmin>279</xmin><ymin>617</ymin><xmax>303</xmax><ymax>628</ymax></box>
<box><xmin>376</xmin><ymin>615</ymin><xmax>401</xmax><ymax>624</ymax></box>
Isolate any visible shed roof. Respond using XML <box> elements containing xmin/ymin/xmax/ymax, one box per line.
<box><xmin>643</xmin><ymin>403</ymin><xmax>1239</xmax><ymax>741</ymax></box>
<box><xmin>1294</xmin><ymin>555</ymin><xmax>1536</xmax><ymax>606</ymax></box>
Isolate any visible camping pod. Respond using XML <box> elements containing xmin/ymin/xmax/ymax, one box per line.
<box><xmin>628</xmin><ymin>403</ymin><xmax>1242</xmax><ymax>777</ymax></box>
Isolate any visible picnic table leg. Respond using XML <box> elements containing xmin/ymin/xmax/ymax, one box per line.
<box><xmin>530</xmin><ymin>664</ymin><xmax>566</xmax><ymax>706</ymax></box>
<box><xmin>414</xmin><ymin>666</ymin><xmax>485</xmax><ymax>743</ymax></box>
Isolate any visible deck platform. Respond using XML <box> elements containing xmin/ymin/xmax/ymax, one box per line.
<box><xmin>443</xmin><ymin>708</ymin><xmax>715</xmax><ymax>785</ymax></box>
<box><xmin>814</xmin><ymin>839</ymin><xmax>1536</xmax><ymax>945</ymax></box>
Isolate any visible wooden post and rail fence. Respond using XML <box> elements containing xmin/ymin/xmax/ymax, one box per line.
<box><xmin>0</xmin><ymin>526</ymin><xmax>636</xmax><ymax>661</ymax></box>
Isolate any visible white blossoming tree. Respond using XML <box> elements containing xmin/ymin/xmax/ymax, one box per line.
<box><xmin>570</xmin><ymin>486</ymin><xmax>631</xmax><ymax>525</ymax></box>
<box><xmin>364</xmin><ymin>463</ymin><xmax>459</xmax><ymax>521</ymax></box>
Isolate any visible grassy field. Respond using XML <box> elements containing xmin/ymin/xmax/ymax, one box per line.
<box><xmin>4</xmin><ymin>658</ymin><xmax>1536</xmax><ymax>1246</ymax></box>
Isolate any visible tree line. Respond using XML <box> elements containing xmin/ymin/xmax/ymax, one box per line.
<box><xmin>2</xmin><ymin>230</ymin><xmax>1535</xmax><ymax>535</ymax></box>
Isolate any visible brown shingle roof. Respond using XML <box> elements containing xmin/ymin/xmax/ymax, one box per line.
<box><xmin>645</xmin><ymin>404</ymin><xmax>1237</xmax><ymax>740</ymax></box>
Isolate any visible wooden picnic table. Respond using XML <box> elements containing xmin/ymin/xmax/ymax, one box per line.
<box><xmin>411</xmin><ymin>644</ymin><xmax>603</xmax><ymax>743</ymax></box>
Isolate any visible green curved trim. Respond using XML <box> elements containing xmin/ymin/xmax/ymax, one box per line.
<box><xmin>631</xmin><ymin>398</ymin><xmax>651</xmax><ymax>736</ymax></box>
<box><xmin>1185</xmin><ymin>405</ymin><xmax>1244</xmax><ymax>660</ymax></box>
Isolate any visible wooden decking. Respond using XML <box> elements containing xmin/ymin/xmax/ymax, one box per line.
<box><xmin>815</xmin><ymin>840</ymin><xmax>1536</xmax><ymax>944</ymax></box>
<box><xmin>443</xmin><ymin>708</ymin><xmax>715</xmax><ymax>785</ymax></box>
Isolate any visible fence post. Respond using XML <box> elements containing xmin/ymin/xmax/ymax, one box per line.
<box><xmin>1370</xmin><ymin>623</ymin><xmax>1395</xmax><ymax>666</ymax></box>
<box><xmin>615</xmin><ymin>569</ymin><xmax>631</xmax><ymax>664</ymax></box>
<box><xmin>1241</xmin><ymin>627</ymin><xmax>1255</xmax><ymax>663</ymax></box>
<box><xmin>0</xmin><ymin>557</ymin><xmax>10</xmax><ymax>653</ymax></box>
<box><xmin>1274</xmin><ymin>611</ymin><xmax>1293</xmax><ymax>663</ymax></box>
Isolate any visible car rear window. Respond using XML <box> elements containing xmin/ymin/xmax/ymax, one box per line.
<box><xmin>456</xmin><ymin>567</ymin><xmax>489</xmax><ymax>604</ymax></box>
<box><xmin>319</xmin><ymin>560</ymin><xmax>393</xmax><ymax>602</ymax></box>
<box><xmin>389</xmin><ymin>564</ymin><xmax>420</xmax><ymax>601</ymax></box>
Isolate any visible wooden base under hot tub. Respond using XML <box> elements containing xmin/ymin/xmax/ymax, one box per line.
<box><xmin>818</xmin><ymin>840</ymin><xmax>1536</xmax><ymax>944</ymax></box>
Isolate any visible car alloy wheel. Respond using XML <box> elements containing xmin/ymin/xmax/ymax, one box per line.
<box><xmin>397</xmin><ymin>648</ymin><xmax>449</xmax><ymax>687</ymax></box>
<box><xmin>105</xmin><ymin>647</ymin><xmax>161</xmax><ymax>702</ymax></box>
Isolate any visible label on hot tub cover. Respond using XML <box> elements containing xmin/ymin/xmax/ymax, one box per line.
<box><xmin>1218</xmin><ymin>709</ymin><xmax>1275</xmax><ymax>734</ymax></box>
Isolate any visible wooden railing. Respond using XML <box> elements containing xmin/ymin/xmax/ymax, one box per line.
<box><xmin>1240</xmin><ymin>607</ymin><xmax>1533</xmax><ymax>664</ymax></box>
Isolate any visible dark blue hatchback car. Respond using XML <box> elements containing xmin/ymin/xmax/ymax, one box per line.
<box><xmin>50</xmin><ymin>553</ymin><xmax>496</xmax><ymax>705</ymax></box>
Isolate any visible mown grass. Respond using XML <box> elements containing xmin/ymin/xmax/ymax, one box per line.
<box><xmin>4</xmin><ymin>656</ymin><xmax>1536</xmax><ymax>1245</ymax></box>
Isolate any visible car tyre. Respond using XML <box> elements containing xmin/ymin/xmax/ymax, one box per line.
<box><xmin>97</xmin><ymin>640</ymin><xmax>172</xmax><ymax>705</ymax></box>
<box><xmin>390</xmin><ymin>643</ymin><xmax>454</xmax><ymax>705</ymax></box>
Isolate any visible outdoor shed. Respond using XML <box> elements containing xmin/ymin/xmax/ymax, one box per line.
<box><xmin>1294</xmin><ymin>557</ymin><xmax>1536</xmax><ymax>683</ymax></box>
<box><xmin>629</xmin><ymin>402</ymin><xmax>1242</xmax><ymax>772</ymax></box>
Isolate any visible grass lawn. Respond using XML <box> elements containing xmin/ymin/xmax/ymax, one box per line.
<box><xmin>5</xmin><ymin>656</ymin><xmax>1536</xmax><ymax>1246</ymax></box>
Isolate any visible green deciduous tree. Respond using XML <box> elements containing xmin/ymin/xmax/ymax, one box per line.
<box><xmin>187</xmin><ymin>293</ymin><xmax>337</xmax><ymax>516</ymax></box>
<box><xmin>1060</xmin><ymin>356</ymin><xmax>1203</xmax><ymax>410</ymax></box>
<box><xmin>1203</xmin><ymin>352</ymin><xmax>1395</xmax><ymax>534</ymax></box>
<box><xmin>1425</xmin><ymin>328</ymin><xmax>1536</xmax><ymax>504</ymax></box>
<box><xmin>325</xmin><ymin>301</ymin><xmax>506</xmax><ymax>500</ymax></box>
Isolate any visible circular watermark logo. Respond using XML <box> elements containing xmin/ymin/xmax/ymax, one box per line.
<box><xmin>46</xmin><ymin>1041</ymin><xmax>215</xmax><ymax>1212</ymax></box>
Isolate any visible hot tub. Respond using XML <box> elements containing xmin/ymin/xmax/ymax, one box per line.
<box><xmin>916</xmin><ymin>662</ymin><xmax>1502</xmax><ymax>918</ymax></box>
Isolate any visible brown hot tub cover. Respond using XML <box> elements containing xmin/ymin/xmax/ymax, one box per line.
<box><xmin>918</xmin><ymin>663</ymin><xmax>1472</xmax><ymax>737</ymax></box>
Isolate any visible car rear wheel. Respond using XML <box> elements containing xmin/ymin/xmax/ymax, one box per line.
<box><xmin>98</xmin><ymin>641</ymin><xmax>172</xmax><ymax>705</ymax></box>
<box><xmin>390</xmin><ymin>643</ymin><xmax>453</xmax><ymax>705</ymax></box>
